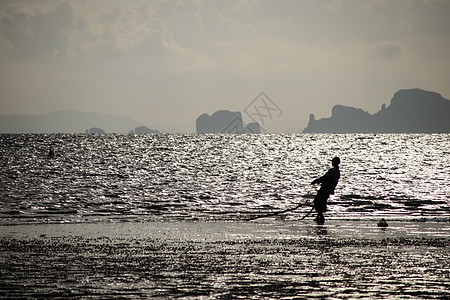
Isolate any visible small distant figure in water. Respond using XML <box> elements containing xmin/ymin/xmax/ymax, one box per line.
<box><xmin>311</xmin><ymin>157</ymin><xmax>340</xmax><ymax>224</ymax></box>
<box><xmin>377</xmin><ymin>218</ymin><xmax>388</xmax><ymax>227</ymax></box>
<box><xmin>48</xmin><ymin>146</ymin><xmax>55</xmax><ymax>159</ymax></box>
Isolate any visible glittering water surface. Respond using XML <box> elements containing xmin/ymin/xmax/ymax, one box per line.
<box><xmin>1</xmin><ymin>133</ymin><xmax>449</xmax><ymax>224</ymax></box>
<box><xmin>1</xmin><ymin>134</ymin><xmax>449</xmax><ymax>299</ymax></box>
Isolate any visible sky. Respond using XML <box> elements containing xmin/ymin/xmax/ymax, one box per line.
<box><xmin>0</xmin><ymin>0</ymin><xmax>449</xmax><ymax>132</ymax></box>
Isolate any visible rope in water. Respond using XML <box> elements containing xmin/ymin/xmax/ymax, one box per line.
<box><xmin>246</xmin><ymin>199</ymin><xmax>314</xmax><ymax>221</ymax></box>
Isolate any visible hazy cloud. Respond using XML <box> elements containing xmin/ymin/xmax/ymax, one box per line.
<box><xmin>0</xmin><ymin>2</ymin><xmax>75</xmax><ymax>57</ymax></box>
<box><xmin>371</xmin><ymin>41</ymin><xmax>402</xmax><ymax>59</ymax></box>
<box><xmin>358</xmin><ymin>0</ymin><xmax>386</xmax><ymax>12</ymax></box>
<box><xmin>0</xmin><ymin>0</ymin><xmax>449</xmax><ymax>132</ymax></box>
<box><xmin>322</xmin><ymin>0</ymin><xmax>343</xmax><ymax>13</ymax></box>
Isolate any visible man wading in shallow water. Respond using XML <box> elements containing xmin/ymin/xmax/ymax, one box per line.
<box><xmin>311</xmin><ymin>157</ymin><xmax>340</xmax><ymax>224</ymax></box>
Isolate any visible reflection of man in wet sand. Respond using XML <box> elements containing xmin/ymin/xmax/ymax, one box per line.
<box><xmin>311</xmin><ymin>157</ymin><xmax>340</xmax><ymax>224</ymax></box>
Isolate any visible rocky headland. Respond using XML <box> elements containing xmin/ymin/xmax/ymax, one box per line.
<box><xmin>303</xmin><ymin>89</ymin><xmax>450</xmax><ymax>133</ymax></box>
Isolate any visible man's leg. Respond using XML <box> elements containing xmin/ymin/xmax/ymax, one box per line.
<box><xmin>313</xmin><ymin>189</ymin><xmax>328</xmax><ymax>224</ymax></box>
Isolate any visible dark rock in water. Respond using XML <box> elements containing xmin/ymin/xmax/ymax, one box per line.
<box><xmin>48</xmin><ymin>146</ymin><xmax>55</xmax><ymax>159</ymax></box>
<box><xmin>378</xmin><ymin>218</ymin><xmax>388</xmax><ymax>227</ymax></box>
<box><xmin>196</xmin><ymin>110</ymin><xmax>261</xmax><ymax>133</ymax></box>
<box><xmin>303</xmin><ymin>88</ymin><xmax>450</xmax><ymax>133</ymax></box>
<box><xmin>245</xmin><ymin>122</ymin><xmax>261</xmax><ymax>133</ymax></box>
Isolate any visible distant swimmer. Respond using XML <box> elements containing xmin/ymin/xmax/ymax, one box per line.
<box><xmin>311</xmin><ymin>157</ymin><xmax>340</xmax><ymax>224</ymax></box>
<box><xmin>48</xmin><ymin>146</ymin><xmax>55</xmax><ymax>159</ymax></box>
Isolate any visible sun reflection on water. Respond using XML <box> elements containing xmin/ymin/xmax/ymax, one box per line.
<box><xmin>0</xmin><ymin>133</ymin><xmax>448</xmax><ymax>224</ymax></box>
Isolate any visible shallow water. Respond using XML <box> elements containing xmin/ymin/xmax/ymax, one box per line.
<box><xmin>1</xmin><ymin>133</ymin><xmax>449</xmax><ymax>224</ymax></box>
<box><xmin>1</xmin><ymin>222</ymin><xmax>449</xmax><ymax>299</ymax></box>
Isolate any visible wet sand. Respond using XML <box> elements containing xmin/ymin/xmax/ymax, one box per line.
<box><xmin>1</xmin><ymin>220</ymin><xmax>449</xmax><ymax>299</ymax></box>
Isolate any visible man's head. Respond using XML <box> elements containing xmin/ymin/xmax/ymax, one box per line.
<box><xmin>332</xmin><ymin>157</ymin><xmax>340</xmax><ymax>166</ymax></box>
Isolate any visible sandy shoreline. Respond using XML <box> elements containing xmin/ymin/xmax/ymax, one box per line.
<box><xmin>1</xmin><ymin>220</ymin><xmax>449</xmax><ymax>298</ymax></box>
<box><xmin>1</xmin><ymin>219</ymin><xmax>449</xmax><ymax>240</ymax></box>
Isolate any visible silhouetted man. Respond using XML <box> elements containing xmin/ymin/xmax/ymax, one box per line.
<box><xmin>311</xmin><ymin>157</ymin><xmax>340</xmax><ymax>224</ymax></box>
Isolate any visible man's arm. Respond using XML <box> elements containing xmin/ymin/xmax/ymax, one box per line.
<box><xmin>311</xmin><ymin>169</ymin><xmax>332</xmax><ymax>185</ymax></box>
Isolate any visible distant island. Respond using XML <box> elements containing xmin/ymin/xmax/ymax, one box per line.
<box><xmin>0</xmin><ymin>111</ymin><xmax>158</xmax><ymax>133</ymax></box>
<box><xmin>303</xmin><ymin>89</ymin><xmax>450</xmax><ymax>133</ymax></box>
<box><xmin>130</xmin><ymin>126</ymin><xmax>159</xmax><ymax>134</ymax></box>
<box><xmin>86</xmin><ymin>127</ymin><xmax>105</xmax><ymax>134</ymax></box>
<box><xmin>196</xmin><ymin>110</ymin><xmax>261</xmax><ymax>133</ymax></box>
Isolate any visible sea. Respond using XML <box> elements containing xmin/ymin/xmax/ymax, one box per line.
<box><xmin>1</xmin><ymin>133</ymin><xmax>449</xmax><ymax>225</ymax></box>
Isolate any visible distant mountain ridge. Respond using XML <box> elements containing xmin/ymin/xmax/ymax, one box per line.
<box><xmin>303</xmin><ymin>89</ymin><xmax>450</xmax><ymax>133</ymax></box>
<box><xmin>0</xmin><ymin>111</ymin><xmax>154</xmax><ymax>133</ymax></box>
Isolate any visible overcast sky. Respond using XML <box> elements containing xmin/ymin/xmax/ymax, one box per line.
<box><xmin>1</xmin><ymin>0</ymin><xmax>449</xmax><ymax>132</ymax></box>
